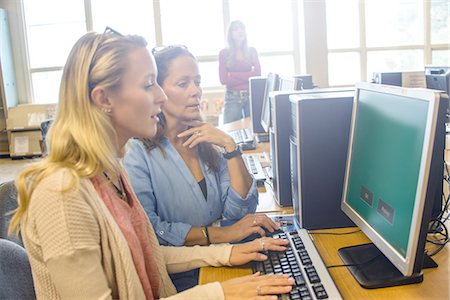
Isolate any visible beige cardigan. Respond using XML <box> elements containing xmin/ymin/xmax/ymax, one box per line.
<box><xmin>21</xmin><ymin>168</ymin><xmax>232</xmax><ymax>299</ymax></box>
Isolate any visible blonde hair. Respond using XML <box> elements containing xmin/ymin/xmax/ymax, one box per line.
<box><xmin>9</xmin><ymin>31</ymin><xmax>147</xmax><ymax>234</ymax></box>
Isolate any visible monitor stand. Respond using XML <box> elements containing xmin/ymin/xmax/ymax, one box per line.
<box><xmin>338</xmin><ymin>243</ymin><xmax>437</xmax><ymax>289</ymax></box>
<box><xmin>256</xmin><ymin>133</ymin><xmax>269</xmax><ymax>143</ymax></box>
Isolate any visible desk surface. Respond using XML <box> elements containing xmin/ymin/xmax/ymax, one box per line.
<box><xmin>221</xmin><ymin>117</ymin><xmax>292</xmax><ymax>215</ymax></box>
<box><xmin>201</xmin><ymin>117</ymin><xmax>450</xmax><ymax>299</ymax></box>
<box><xmin>199</xmin><ymin>227</ymin><xmax>449</xmax><ymax>299</ymax></box>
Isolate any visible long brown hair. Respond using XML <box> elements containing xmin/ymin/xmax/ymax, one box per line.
<box><xmin>226</xmin><ymin>20</ymin><xmax>250</xmax><ymax>68</ymax></box>
<box><xmin>139</xmin><ymin>46</ymin><xmax>220</xmax><ymax>172</ymax></box>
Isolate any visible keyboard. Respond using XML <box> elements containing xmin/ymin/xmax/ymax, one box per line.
<box><xmin>242</xmin><ymin>154</ymin><xmax>266</xmax><ymax>185</ymax></box>
<box><xmin>252</xmin><ymin>229</ymin><xmax>342</xmax><ymax>300</ymax></box>
<box><xmin>229</xmin><ymin>128</ymin><xmax>253</xmax><ymax>144</ymax></box>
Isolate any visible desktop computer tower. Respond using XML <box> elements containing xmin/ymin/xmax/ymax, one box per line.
<box><xmin>293</xmin><ymin>74</ymin><xmax>313</xmax><ymax>90</ymax></box>
<box><xmin>270</xmin><ymin>90</ymin><xmax>298</xmax><ymax>207</ymax></box>
<box><xmin>372</xmin><ymin>71</ymin><xmax>425</xmax><ymax>88</ymax></box>
<box><xmin>425</xmin><ymin>66</ymin><xmax>449</xmax><ymax>96</ymax></box>
<box><xmin>270</xmin><ymin>88</ymin><xmax>355</xmax><ymax>207</ymax></box>
<box><xmin>289</xmin><ymin>91</ymin><xmax>355</xmax><ymax>229</ymax></box>
<box><xmin>249</xmin><ymin>76</ymin><xmax>267</xmax><ymax>134</ymax></box>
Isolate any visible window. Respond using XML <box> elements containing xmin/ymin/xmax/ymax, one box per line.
<box><xmin>365</xmin><ymin>0</ymin><xmax>423</xmax><ymax>47</ymax></box>
<box><xmin>15</xmin><ymin>0</ymin><xmax>448</xmax><ymax>103</ymax></box>
<box><xmin>23</xmin><ymin>0</ymin><xmax>85</xmax><ymax>103</ymax></box>
<box><xmin>326</xmin><ymin>0</ymin><xmax>359</xmax><ymax>49</ymax></box>
<box><xmin>159</xmin><ymin>0</ymin><xmax>223</xmax><ymax>57</ymax></box>
<box><xmin>325</xmin><ymin>0</ymin><xmax>449</xmax><ymax>86</ymax></box>
<box><xmin>18</xmin><ymin>0</ymin><xmax>300</xmax><ymax>102</ymax></box>
<box><xmin>228</xmin><ymin>0</ymin><xmax>295</xmax><ymax>77</ymax></box>
<box><xmin>328</xmin><ymin>52</ymin><xmax>360</xmax><ymax>86</ymax></box>
<box><xmin>90</xmin><ymin>0</ymin><xmax>155</xmax><ymax>44</ymax></box>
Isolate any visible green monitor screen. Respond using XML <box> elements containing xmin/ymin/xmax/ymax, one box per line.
<box><xmin>340</xmin><ymin>82</ymin><xmax>445</xmax><ymax>287</ymax></box>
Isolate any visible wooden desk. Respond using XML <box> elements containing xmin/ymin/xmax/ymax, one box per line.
<box><xmin>199</xmin><ymin>227</ymin><xmax>449</xmax><ymax>299</ymax></box>
<box><xmin>221</xmin><ymin>117</ymin><xmax>292</xmax><ymax>215</ymax></box>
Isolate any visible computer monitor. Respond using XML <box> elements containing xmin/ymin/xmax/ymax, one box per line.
<box><xmin>425</xmin><ymin>66</ymin><xmax>449</xmax><ymax>96</ymax></box>
<box><xmin>249</xmin><ymin>76</ymin><xmax>267</xmax><ymax>134</ymax></box>
<box><xmin>425</xmin><ymin>65</ymin><xmax>450</xmax><ymax>122</ymax></box>
<box><xmin>339</xmin><ymin>82</ymin><xmax>447</xmax><ymax>288</ymax></box>
<box><xmin>293</xmin><ymin>74</ymin><xmax>313</xmax><ymax>90</ymax></box>
<box><xmin>279</xmin><ymin>77</ymin><xmax>295</xmax><ymax>91</ymax></box>
<box><xmin>260</xmin><ymin>72</ymin><xmax>280</xmax><ymax>133</ymax></box>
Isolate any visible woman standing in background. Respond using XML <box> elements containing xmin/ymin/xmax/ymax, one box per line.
<box><xmin>219</xmin><ymin>20</ymin><xmax>261</xmax><ymax>124</ymax></box>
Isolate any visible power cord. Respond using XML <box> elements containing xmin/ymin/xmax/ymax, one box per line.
<box><xmin>425</xmin><ymin>160</ymin><xmax>450</xmax><ymax>256</ymax></box>
<box><xmin>427</xmin><ymin>218</ymin><xmax>449</xmax><ymax>256</ymax></box>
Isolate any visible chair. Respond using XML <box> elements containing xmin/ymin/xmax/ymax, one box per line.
<box><xmin>0</xmin><ymin>238</ymin><xmax>36</xmax><ymax>299</ymax></box>
<box><xmin>39</xmin><ymin>119</ymin><xmax>53</xmax><ymax>156</ymax></box>
<box><xmin>0</xmin><ymin>180</ymin><xmax>23</xmax><ymax>246</ymax></box>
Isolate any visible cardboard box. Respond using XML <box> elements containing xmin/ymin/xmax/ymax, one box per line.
<box><xmin>7</xmin><ymin>104</ymin><xmax>57</xmax><ymax>130</ymax></box>
<box><xmin>9</xmin><ymin>130</ymin><xmax>42</xmax><ymax>157</ymax></box>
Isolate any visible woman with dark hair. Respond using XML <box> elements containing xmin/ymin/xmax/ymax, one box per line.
<box><xmin>125</xmin><ymin>45</ymin><xmax>278</xmax><ymax>247</ymax></box>
<box><xmin>219</xmin><ymin>20</ymin><xmax>261</xmax><ymax>123</ymax></box>
<box><xmin>124</xmin><ymin>45</ymin><xmax>278</xmax><ymax>290</ymax></box>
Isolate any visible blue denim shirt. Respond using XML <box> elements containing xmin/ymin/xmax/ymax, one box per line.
<box><xmin>124</xmin><ymin>138</ymin><xmax>258</xmax><ymax>246</ymax></box>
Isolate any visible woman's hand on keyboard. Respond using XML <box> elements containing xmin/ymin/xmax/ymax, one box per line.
<box><xmin>222</xmin><ymin>214</ymin><xmax>280</xmax><ymax>243</ymax></box>
<box><xmin>229</xmin><ymin>237</ymin><xmax>289</xmax><ymax>266</ymax></box>
<box><xmin>221</xmin><ymin>273</ymin><xmax>294</xmax><ymax>300</ymax></box>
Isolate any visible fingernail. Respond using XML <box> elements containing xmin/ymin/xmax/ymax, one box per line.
<box><xmin>288</xmin><ymin>278</ymin><xmax>295</xmax><ymax>283</ymax></box>
<box><xmin>260</xmin><ymin>254</ymin><xmax>267</xmax><ymax>260</ymax></box>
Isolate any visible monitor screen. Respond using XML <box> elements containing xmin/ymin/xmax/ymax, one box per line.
<box><xmin>340</xmin><ymin>82</ymin><xmax>446</xmax><ymax>288</ymax></box>
<box><xmin>260</xmin><ymin>73</ymin><xmax>280</xmax><ymax>133</ymax></box>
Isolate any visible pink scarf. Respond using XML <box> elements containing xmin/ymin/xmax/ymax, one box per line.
<box><xmin>91</xmin><ymin>173</ymin><xmax>160</xmax><ymax>299</ymax></box>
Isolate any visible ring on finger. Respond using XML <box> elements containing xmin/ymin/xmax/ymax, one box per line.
<box><xmin>253</xmin><ymin>217</ymin><xmax>257</xmax><ymax>226</ymax></box>
<box><xmin>259</xmin><ymin>238</ymin><xmax>266</xmax><ymax>251</ymax></box>
<box><xmin>256</xmin><ymin>285</ymin><xmax>262</xmax><ymax>296</ymax></box>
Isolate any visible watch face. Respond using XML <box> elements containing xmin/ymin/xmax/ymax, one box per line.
<box><xmin>223</xmin><ymin>145</ymin><xmax>241</xmax><ymax>159</ymax></box>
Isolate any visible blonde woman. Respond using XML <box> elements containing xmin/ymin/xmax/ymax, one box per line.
<box><xmin>9</xmin><ymin>29</ymin><xmax>293</xmax><ymax>299</ymax></box>
<box><xmin>219</xmin><ymin>20</ymin><xmax>261</xmax><ymax>123</ymax></box>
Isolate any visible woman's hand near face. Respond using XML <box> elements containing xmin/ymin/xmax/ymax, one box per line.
<box><xmin>221</xmin><ymin>273</ymin><xmax>294</xmax><ymax>300</ymax></box>
<box><xmin>177</xmin><ymin>120</ymin><xmax>236</xmax><ymax>152</ymax></box>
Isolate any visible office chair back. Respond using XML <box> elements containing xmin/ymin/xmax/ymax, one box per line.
<box><xmin>0</xmin><ymin>238</ymin><xmax>36</xmax><ymax>299</ymax></box>
<box><xmin>40</xmin><ymin>119</ymin><xmax>53</xmax><ymax>156</ymax></box>
<box><xmin>0</xmin><ymin>180</ymin><xmax>23</xmax><ymax>245</ymax></box>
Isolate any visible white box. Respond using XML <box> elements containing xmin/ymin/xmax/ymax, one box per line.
<box><xmin>7</xmin><ymin>104</ymin><xmax>57</xmax><ymax>130</ymax></box>
<box><xmin>9</xmin><ymin>130</ymin><xmax>42</xmax><ymax>157</ymax></box>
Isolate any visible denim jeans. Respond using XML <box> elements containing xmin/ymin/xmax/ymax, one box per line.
<box><xmin>222</xmin><ymin>90</ymin><xmax>250</xmax><ymax>124</ymax></box>
<box><xmin>169</xmin><ymin>268</ymin><xmax>199</xmax><ymax>292</ymax></box>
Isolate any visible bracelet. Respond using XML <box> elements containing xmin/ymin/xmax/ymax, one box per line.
<box><xmin>203</xmin><ymin>226</ymin><xmax>211</xmax><ymax>245</ymax></box>
<box><xmin>223</xmin><ymin>144</ymin><xmax>241</xmax><ymax>160</ymax></box>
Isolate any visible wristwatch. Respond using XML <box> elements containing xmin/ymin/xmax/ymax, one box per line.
<box><xmin>223</xmin><ymin>144</ymin><xmax>242</xmax><ymax>160</ymax></box>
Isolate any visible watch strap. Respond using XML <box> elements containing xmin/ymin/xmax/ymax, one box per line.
<box><xmin>223</xmin><ymin>144</ymin><xmax>242</xmax><ymax>160</ymax></box>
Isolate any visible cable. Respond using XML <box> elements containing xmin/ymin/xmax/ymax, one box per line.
<box><xmin>426</xmin><ymin>218</ymin><xmax>449</xmax><ymax>256</ymax></box>
<box><xmin>326</xmin><ymin>253</ymin><xmax>382</xmax><ymax>269</ymax></box>
<box><xmin>309</xmin><ymin>229</ymin><xmax>361</xmax><ymax>235</ymax></box>
<box><xmin>426</xmin><ymin>160</ymin><xmax>450</xmax><ymax>256</ymax></box>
